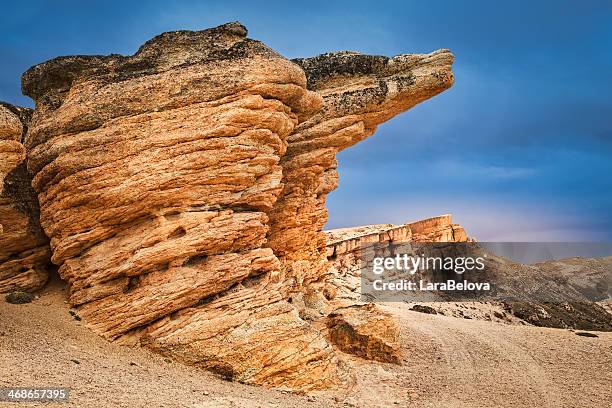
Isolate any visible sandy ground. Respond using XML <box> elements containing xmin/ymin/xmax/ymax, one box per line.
<box><xmin>371</xmin><ymin>303</ymin><xmax>612</xmax><ymax>407</ymax></box>
<box><xmin>1</xmin><ymin>279</ymin><xmax>611</xmax><ymax>408</ymax></box>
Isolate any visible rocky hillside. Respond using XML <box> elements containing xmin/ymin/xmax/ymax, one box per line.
<box><xmin>324</xmin><ymin>221</ymin><xmax>611</xmax><ymax>331</ymax></box>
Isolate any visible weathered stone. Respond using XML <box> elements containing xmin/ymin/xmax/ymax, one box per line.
<box><xmin>0</xmin><ymin>104</ymin><xmax>25</xmax><ymax>221</ymax></box>
<box><xmin>0</xmin><ymin>103</ymin><xmax>50</xmax><ymax>293</ymax></box>
<box><xmin>407</xmin><ymin>214</ymin><xmax>469</xmax><ymax>242</ymax></box>
<box><xmin>327</xmin><ymin>304</ymin><xmax>402</xmax><ymax>364</ymax></box>
<box><xmin>268</xmin><ymin>52</ymin><xmax>455</xmax><ymax>301</ymax></box>
<box><xmin>21</xmin><ymin>22</ymin><xmax>454</xmax><ymax>389</ymax></box>
<box><xmin>22</xmin><ymin>22</ymin><xmax>337</xmax><ymax>389</ymax></box>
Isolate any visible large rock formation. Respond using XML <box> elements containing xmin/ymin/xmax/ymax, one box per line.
<box><xmin>21</xmin><ymin>22</ymin><xmax>454</xmax><ymax>389</ymax></box>
<box><xmin>0</xmin><ymin>103</ymin><xmax>50</xmax><ymax>293</ymax></box>
<box><xmin>326</xmin><ymin>214</ymin><xmax>469</xmax><ymax>246</ymax></box>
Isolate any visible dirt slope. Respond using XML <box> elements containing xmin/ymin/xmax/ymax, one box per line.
<box><xmin>1</xmin><ymin>280</ymin><xmax>610</xmax><ymax>407</ymax></box>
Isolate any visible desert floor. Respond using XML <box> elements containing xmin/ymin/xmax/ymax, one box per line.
<box><xmin>1</xmin><ymin>278</ymin><xmax>610</xmax><ymax>408</ymax></box>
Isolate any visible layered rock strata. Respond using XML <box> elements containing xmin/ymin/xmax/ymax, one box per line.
<box><xmin>326</xmin><ymin>214</ymin><xmax>468</xmax><ymax>246</ymax></box>
<box><xmin>0</xmin><ymin>104</ymin><xmax>25</xmax><ymax>216</ymax></box>
<box><xmin>0</xmin><ymin>103</ymin><xmax>50</xmax><ymax>292</ymax></box>
<box><xmin>0</xmin><ymin>104</ymin><xmax>25</xmax><ymax>288</ymax></box>
<box><xmin>325</xmin><ymin>215</ymin><xmax>470</xmax><ymax>300</ymax></box>
<box><xmin>22</xmin><ymin>22</ymin><xmax>454</xmax><ymax>389</ymax></box>
<box><xmin>267</xmin><ymin>51</ymin><xmax>454</xmax><ymax>302</ymax></box>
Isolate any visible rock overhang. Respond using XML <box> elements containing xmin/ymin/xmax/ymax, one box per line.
<box><xmin>12</xmin><ymin>21</ymin><xmax>455</xmax><ymax>390</ymax></box>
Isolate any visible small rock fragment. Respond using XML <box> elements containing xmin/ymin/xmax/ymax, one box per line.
<box><xmin>5</xmin><ymin>291</ymin><xmax>34</xmax><ymax>304</ymax></box>
<box><xmin>411</xmin><ymin>305</ymin><xmax>438</xmax><ymax>315</ymax></box>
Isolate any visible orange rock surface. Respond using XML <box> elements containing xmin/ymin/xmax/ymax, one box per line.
<box><xmin>0</xmin><ymin>104</ymin><xmax>50</xmax><ymax>293</ymax></box>
<box><xmin>21</xmin><ymin>22</ymin><xmax>454</xmax><ymax>389</ymax></box>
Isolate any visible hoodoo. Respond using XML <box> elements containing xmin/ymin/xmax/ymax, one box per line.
<box><xmin>20</xmin><ymin>22</ymin><xmax>455</xmax><ymax>389</ymax></box>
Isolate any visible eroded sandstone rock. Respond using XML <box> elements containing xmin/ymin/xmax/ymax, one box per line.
<box><xmin>22</xmin><ymin>22</ymin><xmax>454</xmax><ymax>389</ymax></box>
<box><xmin>0</xmin><ymin>103</ymin><xmax>50</xmax><ymax>293</ymax></box>
<box><xmin>267</xmin><ymin>51</ymin><xmax>454</xmax><ymax>303</ymax></box>
<box><xmin>327</xmin><ymin>304</ymin><xmax>402</xmax><ymax>364</ymax></box>
<box><xmin>22</xmin><ymin>22</ymin><xmax>339</xmax><ymax>389</ymax></box>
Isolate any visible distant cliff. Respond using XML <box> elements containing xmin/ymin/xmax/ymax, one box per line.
<box><xmin>325</xmin><ymin>214</ymin><xmax>471</xmax><ymax>300</ymax></box>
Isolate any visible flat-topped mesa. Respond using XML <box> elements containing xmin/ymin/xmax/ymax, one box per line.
<box><xmin>21</xmin><ymin>21</ymin><xmax>454</xmax><ymax>390</ymax></box>
<box><xmin>405</xmin><ymin>214</ymin><xmax>469</xmax><ymax>242</ymax></box>
<box><xmin>325</xmin><ymin>215</ymin><xmax>471</xmax><ymax>301</ymax></box>
<box><xmin>0</xmin><ymin>103</ymin><xmax>51</xmax><ymax>293</ymax></box>
<box><xmin>326</xmin><ymin>214</ymin><xmax>471</xmax><ymax>255</ymax></box>
<box><xmin>267</xmin><ymin>49</ymin><xmax>454</xmax><ymax>299</ymax></box>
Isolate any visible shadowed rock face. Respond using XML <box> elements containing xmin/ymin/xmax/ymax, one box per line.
<box><xmin>0</xmin><ymin>105</ymin><xmax>24</xmax><ymax>203</ymax></box>
<box><xmin>21</xmin><ymin>22</ymin><xmax>453</xmax><ymax>389</ymax></box>
<box><xmin>0</xmin><ymin>103</ymin><xmax>51</xmax><ymax>293</ymax></box>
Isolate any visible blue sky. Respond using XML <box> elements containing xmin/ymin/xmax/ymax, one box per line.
<box><xmin>1</xmin><ymin>1</ymin><xmax>611</xmax><ymax>241</ymax></box>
